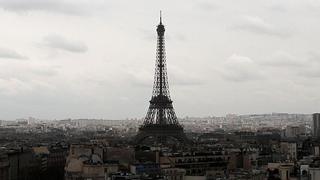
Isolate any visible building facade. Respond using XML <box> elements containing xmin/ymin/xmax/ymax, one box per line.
<box><xmin>313</xmin><ymin>113</ymin><xmax>320</xmax><ymax>138</ymax></box>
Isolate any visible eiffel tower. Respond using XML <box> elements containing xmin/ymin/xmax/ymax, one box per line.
<box><xmin>135</xmin><ymin>13</ymin><xmax>189</xmax><ymax>144</ymax></box>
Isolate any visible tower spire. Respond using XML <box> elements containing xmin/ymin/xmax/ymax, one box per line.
<box><xmin>160</xmin><ymin>11</ymin><xmax>162</xmax><ymax>24</ymax></box>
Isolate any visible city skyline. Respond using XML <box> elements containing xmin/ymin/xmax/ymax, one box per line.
<box><xmin>0</xmin><ymin>0</ymin><xmax>320</xmax><ymax>120</ymax></box>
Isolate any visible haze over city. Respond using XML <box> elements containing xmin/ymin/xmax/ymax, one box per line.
<box><xmin>0</xmin><ymin>0</ymin><xmax>320</xmax><ymax>120</ymax></box>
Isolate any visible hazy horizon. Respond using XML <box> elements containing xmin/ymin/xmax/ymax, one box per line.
<box><xmin>1</xmin><ymin>112</ymin><xmax>313</xmax><ymax>121</ymax></box>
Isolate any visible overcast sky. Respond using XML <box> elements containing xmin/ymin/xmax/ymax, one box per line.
<box><xmin>0</xmin><ymin>0</ymin><xmax>320</xmax><ymax>120</ymax></box>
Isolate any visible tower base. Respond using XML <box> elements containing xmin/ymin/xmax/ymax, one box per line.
<box><xmin>134</xmin><ymin>124</ymin><xmax>190</xmax><ymax>144</ymax></box>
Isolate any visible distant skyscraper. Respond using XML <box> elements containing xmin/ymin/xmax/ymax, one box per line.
<box><xmin>313</xmin><ymin>113</ymin><xmax>320</xmax><ymax>138</ymax></box>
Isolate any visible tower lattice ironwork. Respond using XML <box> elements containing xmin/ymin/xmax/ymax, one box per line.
<box><xmin>135</xmin><ymin>13</ymin><xmax>189</xmax><ymax>144</ymax></box>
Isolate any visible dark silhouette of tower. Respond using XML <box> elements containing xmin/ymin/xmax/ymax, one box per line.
<box><xmin>135</xmin><ymin>13</ymin><xmax>189</xmax><ymax>144</ymax></box>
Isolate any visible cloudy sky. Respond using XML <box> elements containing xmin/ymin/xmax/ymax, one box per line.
<box><xmin>0</xmin><ymin>0</ymin><xmax>320</xmax><ymax>120</ymax></box>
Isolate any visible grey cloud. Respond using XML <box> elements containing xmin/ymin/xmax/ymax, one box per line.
<box><xmin>0</xmin><ymin>0</ymin><xmax>90</xmax><ymax>16</ymax></box>
<box><xmin>261</xmin><ymin>51</ymin><xmax>305</xmax><ymax>67</ymax></box>
<box><xmin>218</xmin><ymin>54</ymin><xmax>266</xmax><ymax>82</ymax></box>
<box><xmin>170</xmin><ymin>74</ymin><xmax>204</xmax><ymax>86</ymax></box>
<box><xmin>299</xmin><ymin>69</ymin><xmax>320</xmax><ymax>78</ymax></box>
<box><xmin>42</xmin><ymin>35</ymin><xmax>88</xmax><ymax>53</ymax></box>
<box><xmin>307</xmin><ymin>52</ymin><xmax>320</xmax><ymax>64</ymax></box>
<box><xmin>30</xmin><ymin>68</ymin><xmax>58</xmax><ymax>77</ymax></box>
<box><xmin>0</xmin><ymin>47</ymin><xmax>27</xmax><ymax>60</ymax></box>
<box><xmin>298</xmin><ymin>53</ymin><xmax>320</xmax><ymax>78</ymax></box>
<box><xmin>139</xmin><ymin>29</ymin><xmax>155</xmax><ymax>41</ymax></box>
<box><xmin>0</xmin><ymin>77</ymin><xmax>32</xmax><ymax>95</ymax></box>
<box><xmin>305</xmin><ymin>1</ymin><xmax>320</xmax><ymax>12</ymax></box>
<box><xmin>267</xmin><ymin>3</ymin><xmax>288</xmax><ymax>13</ymax></box>
<box><xmin>172</xmin><ymin>33</ymin><xmax>188</xmax><ymax>42</ymax></box>
<box><xmin>195</xmin><ymin>1</ymin><xmax>218</xmax><ymax>11</ymax></box>
<box><xmin>169</xmin><ymin>67</ymin><xmax>204</xmax><ymax>86</ymax></box>
<box><xmin>0</xmin><ymin>63</ymin><xmax>59</xmax><ymax>83</ymax></box>
<box><xmin>232</xmin><ymin>16</ymin><xmax>289</xmax><ymax>37</ymax></box>
<box><xmin>124</xmin><ymin>69</ymin><xmax>153</xmax><ymax>88</ymax></box>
